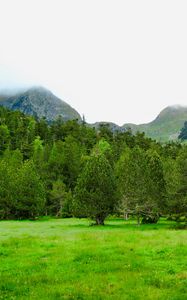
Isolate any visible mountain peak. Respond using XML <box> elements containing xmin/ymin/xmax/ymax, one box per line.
<box><xmin>27</xmin><ymin>86</ymin><xmax>52</xmax><ymax>94</ymax></box>
<box><xmin>169</xmin><ymin>104</ymin><xmax>187</xmax><ymax>109</ymax></box>
<box><xmin>161</xmin><ymin>104</ymin><xmax>187</xmax><ymax>113</ymax></box>
<box><xmin>123</xmin><ymin>105</ymin><xmax>187</xmax><ymax>142</ymax></box>
<box><xmin>0</xmin><ymin>87</ymin><xmax>81</xmax><ymax>122</ymax></box>
<box><xmin>154</xmin><ymin>105</ymin><xmax>187</xmax><ymax>123</ymax></box>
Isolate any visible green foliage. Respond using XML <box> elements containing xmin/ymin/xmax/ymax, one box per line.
<box><xmin>0</xmin><ymin>124</ymin><xmax>10</xmax><ymax>153</ymax></box>
<box><xmin>145</xmin><ymin>150</ymin><xmax>166</xmax><ymax>210</ymax></box>
<box><xmin>15</xmin><ymin>160</ymin><xmax>46</xmax><ymax>219</ymax></box>
<box><xmin>74</xmin><ymin>151</ymin><xmax>117</xmax><ymax>224</ymax></box>
<box><xmin>179</xmin><ymin>120</ymin><xmax>187</xmax><ymax>140</ymax></box>
<box><xmin>98</xmin><ymin>123</ymin><xmax>113</xmax><ymax>142</ymax></box>
<box><xmin>0</xmin><ymin>105</ymin><xmax>187</xmax><ymax>221</ymax></box>
<box><xmin>174</xmin><ymin>147</ymin><xmax>187</xmax><ymax>215</ymax></box>
<box><xmin>163</xmin><ymin>158</ymin><xmax>180</xmax><ymax>211</ymax></box>
<box><xmin>0</xmin><ymin>149</ymin><xmax>45</xmax><ymax>219</ymax></box>
<box><xmin>49</xmin><ymin>179</ymin><xmax>72</xmax><ymax>217</ymax></box>
<box><xmin>33</xmin><ymin>136</ymin><xmax>44</xmax><ymax>165</ymax></box>
<box><xmin>116</xmin><ymin>147</ymin><xmax>166</xmax><ymax>224</ymax></box>
<box><xmin>116</xmin><ymin>147</ymin><xmax>147</xmax><ymax>223</ymax></box>
<box><xmin>61</xmin><ymin>136</ymin><xmax>84</xmax><ymax>189</ymax></box>
<box><xmin>0</xmin><ymin>150</ymin><xmax>23</xmax><ymax>219</ymax></box>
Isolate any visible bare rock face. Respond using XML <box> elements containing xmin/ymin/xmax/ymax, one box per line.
<box><xmin>0</xmin><ymin>86</ymin><xmax>81</xmax><ymax>122</ymax></box>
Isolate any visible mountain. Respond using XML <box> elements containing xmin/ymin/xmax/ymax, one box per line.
<box><xmin>89</xmin><ymin>105</ymin><xmax>187</xmax><ymax>142</ymax></box>
<box><xmin>0</xmin><ymin>87</ymin><xmax>186</xmax><ymax>141</ymax></box>
<box><xmin>89</xmin><ymin>121</ymin><xmax>124</xmax><ymax>132</ymax></box>
<box><xmin>123</xmin><ymin>105</ymin><xmax>187</xmax><ymax>142</ymax></box>
<box><xmin>0</xmin><ymin>86</ymin><xmax>81</xmax><ymax>122</ymax></box>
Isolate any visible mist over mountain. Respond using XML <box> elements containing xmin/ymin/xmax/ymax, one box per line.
<box><xmin>0</xmin><ymin>86</ymin><xmax>81</xmax><ymax>122</ymax></box>
<box><xmin>0</xmin><ymin>86</ymin><xmax>187</xmax><ymax>142</ymax></box>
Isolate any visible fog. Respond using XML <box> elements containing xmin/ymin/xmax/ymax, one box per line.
<box><xmin>1</xmin><ymin>0</ymin><xmax>187</xmax><ymax>125</ymax></box>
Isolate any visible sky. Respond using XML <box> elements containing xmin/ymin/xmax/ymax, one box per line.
<box><xmin>0</xmin><ymin>0</ymin><xmax>187</xmax><ymax>125</ymax></box>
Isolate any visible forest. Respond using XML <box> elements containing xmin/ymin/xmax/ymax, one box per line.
<box><xmin>0</xmin><ymin>106</ymin><xmax>186</xmax><ymax>226</ymax></box>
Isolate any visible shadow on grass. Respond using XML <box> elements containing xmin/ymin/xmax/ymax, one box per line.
<box><xmin>66</xmin><ymin>219</ymin><xmax>177</xmax><ymax>231</ymax></box>
<box><xmin>0</xmin><ymin>217</ymin><xmax>178</xmax><ymax>231</ymax></box>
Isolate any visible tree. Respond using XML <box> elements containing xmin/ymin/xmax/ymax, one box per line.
<box><xmin>93</xmin><ymin>139</ymin><xmax>114</xmax><ymax>166</ymax></box>
<box><xmin>116</xmin><ymin>147</ymin><xmax>166</xmax><ymax>224</ymax></box>
<box><xmin>142</xmin><ymin>150</ymin><xmax>166</xmax><ymax>223</ymax></box>
<box><xmin>116</xmin><ymin>147</ymin><xmax>148</xmax><ymax>225</ymax></box>
<box><xmin>15</xmin><ymin>160</ymin><xmax>46</xmax><ymax>219</ymax></box>
<box><xmin>179</xmin><ymin>121</ymin><xmax>187</xmax><ymax>141</ymax></box>
<box><xmin>33</xmin><ymin>136</ymin><xmax>44</xmax><ymax>166</ymax></box>
<box><xmin>35</xmin><ymin>117</ymin><xmax>49</xmax><ymax>142</ymax></box>
<box><xmin>0</xmin><ymin>150</ymin><xmax>23</xmax><ymax>219</ymax></box>
<box><xmin>98</xmin><ymin>123</ymin><xmax>113</xmax><ymax>142</ymax></box>
<box><xmin>0</xmin><ymin>161</ymin><xmax>16</xmax><ymax>219</ymax></box>
<box><xmin>49</xmin><ymin>179</ymin><xmax>72</xmax><ymax>217</ymax></box>
<box><xmin>163</xmin><ymin>157</ymin><xmax>180</xmax><ymax>216</ymax></box>
<box><xmin>0</xmin><ymin>124</ymin><xmax>10</xmax><ymax>154</ymax></box>
<box><xmin>74</xmin><ymin>151</ymin><xmax>117</xmax><ymax>225</ymax></box>
<box><xmin>61</xmin><ymin>136</ymin><xmax>84</xmax><ymax>189</ymax></box>
<box><xmin>173</xmin><ymin>147</ymin><xmax>187</xmax><ymax>216</ymax></box>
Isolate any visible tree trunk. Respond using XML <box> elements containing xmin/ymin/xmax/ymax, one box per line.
<box><xmin>137</xmin><ymin>215</ymin><xmax>140</xmax><ymax>226</ymax></box>
<box><xmin>124</xmin><ymin>212</ymin><xmax>128</xmax><ymax>220</ymax></box>
<box><xmin>95</xmin><ymin>216</ymin><xmax>105</xmax><ymax>225</ymax></box>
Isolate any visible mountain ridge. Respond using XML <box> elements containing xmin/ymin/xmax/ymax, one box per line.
<box><xmin>0</xmin><ymin>86</ymin><xmax>187</xmax><ymax>141</ymax></box>
<box><xmin>122</xmin><ymin>105</ymin><xmax>187</xmax><ymax>141</ymax></box>
<box><xmin>0</xmin><ymin>86</ymin><xmax>81</xmax><ymax>122</ymax></box>
<box><xmin>88</xmin><ymin>105</ymin><xmax>187</xmax><ymax>142</ymax></box>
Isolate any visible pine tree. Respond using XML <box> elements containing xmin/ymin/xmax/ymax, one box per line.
<box><xmin>15</xmin><ymin>160</ymin><xmax>46</xmax><ymax>219</ymax></box>
<box><xmin>74</xmin><ymin>151</ymin><xmax>117</xmax><ymax>225</ymax></box>
<box><xmin>179</xmin><ymin>121</ymin><xmax>187</xmax><ymax>140</ymax></box>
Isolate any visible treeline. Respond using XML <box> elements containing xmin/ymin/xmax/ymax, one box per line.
<box><xmin>0</xmin><ymin>106</ymin><xmax>186</xmax><ymax>224</ymax></box>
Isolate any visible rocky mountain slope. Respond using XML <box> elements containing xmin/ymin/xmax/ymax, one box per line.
<box><xmin>0</xmin><ymin>86</ymin><xmax>81</xmax><ymax>122</ymax></box>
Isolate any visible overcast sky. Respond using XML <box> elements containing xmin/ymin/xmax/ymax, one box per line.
<box><xmin>0</xmin><ymin>0</ymin><xmax>187</xmax><ymax>125</ymax></box>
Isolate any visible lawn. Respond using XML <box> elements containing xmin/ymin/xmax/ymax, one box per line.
<box><xmin>0</xmin><ymin>218</ymin><xmax>186</xmax><ymax>300</ymax></box>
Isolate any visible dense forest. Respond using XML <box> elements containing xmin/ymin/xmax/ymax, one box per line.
<box><xmin>0</xmin><ymin>106</ymin><xmax>186</xmax><ymax>225</ymax></box>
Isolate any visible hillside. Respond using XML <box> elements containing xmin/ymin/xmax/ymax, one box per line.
<box><xmin>89</xmin><ymin>121</ymin><xmax>124</xmax><ymax>132</ymax></box>
<box><xmin>89</xmin><ymin>105</ymin><xmax>187</xmax><ymax>141</ymax></box>
<box><xmin>123</xmin><ymin>105</ymin><xmax>187</xmax><ymax>142</ymax></box>
<box><xmin>0</xmin><ymin>86</ymin><xmax>81</xmax><ymax>122</ymax></box>
<box><xmin>0</xmin><ymin>87</ymin><xmax>187</xmax><ymax>141</ymax></box>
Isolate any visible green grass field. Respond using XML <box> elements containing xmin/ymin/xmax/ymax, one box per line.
<box><xmin>0</xmin><ymin>218</ymin><xmax>186</xmax><ymax>300</ymax></box>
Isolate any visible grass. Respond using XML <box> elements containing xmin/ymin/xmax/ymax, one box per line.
<box><xmin>0</xmin><ymin>218</ymin><xmax>186</xmax><ymax>299</ymax></box>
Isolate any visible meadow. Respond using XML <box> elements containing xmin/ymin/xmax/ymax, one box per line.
<box><xmin>0</xmin><ymin>218</ymin><xmax>186</xmax><ymax>300</ymax></box>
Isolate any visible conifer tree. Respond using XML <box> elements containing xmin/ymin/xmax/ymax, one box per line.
<box><xmin>74</xmin><ymin>149</ymin><xmax>117</xmax><ymax>225</ymax></box>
